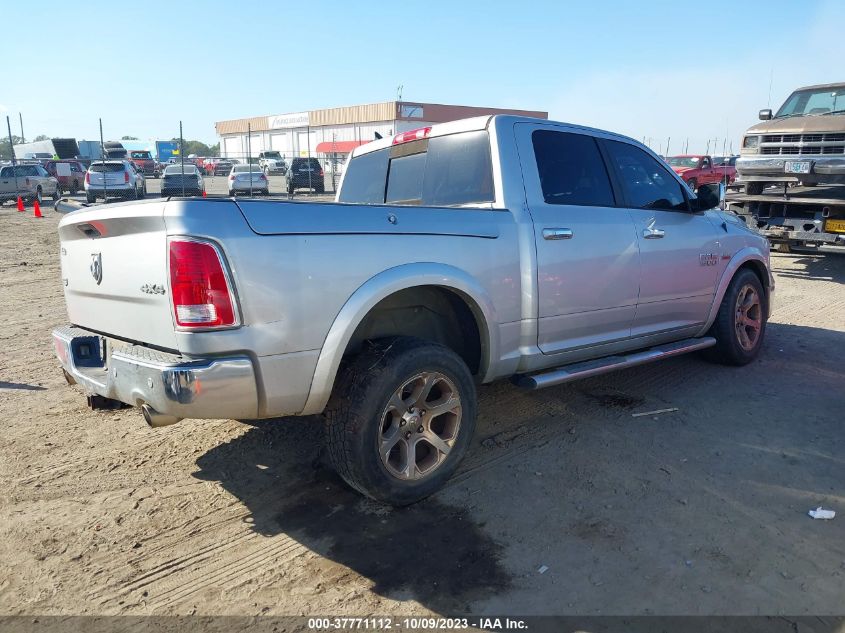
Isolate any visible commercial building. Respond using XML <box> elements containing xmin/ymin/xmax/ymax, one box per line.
<box><xmin>214</xmin><ymin>101</ymin><xmax>548</xmax><ymax>164</ymax></box>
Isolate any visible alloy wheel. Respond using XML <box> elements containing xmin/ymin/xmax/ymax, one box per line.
<box><xmin>735</xmin><ymin>284</ymin><xmax>762</xmax><ymax>351</ymax></box>
<box><xmin>378</xmin><ymin>371</ymin><xmax>462</xmax><ymax>481</ymax></box>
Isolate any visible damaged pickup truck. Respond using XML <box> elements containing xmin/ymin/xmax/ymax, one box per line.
<box><xmin>53</xmin><ymin>115</ymin><xmax>773</xmax><ymax>505</ymax></box>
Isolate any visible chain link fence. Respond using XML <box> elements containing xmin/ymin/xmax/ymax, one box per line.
<box><xmin>1</xmin><ymin>117</ymin><xmax>344</xmax><ymax>206</ymax></box>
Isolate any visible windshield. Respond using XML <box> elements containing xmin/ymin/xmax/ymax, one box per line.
<box><xmin>233</xmin><ymin>165</ymin><xmax>261</xmax><ymax>173</ymax></box>
<box><xmin>776</xmin><ymin>87</ymin><xmax>845</xmax><ymax>117</ymax></box>
<box><xmin>665</xmin><ymin>156</ymin><xmax>701</xmax><ymax>167</ymax></box>
<box><xmin>130</xmin><ymin>151</ymin><xmax>151</xmax><ymax>159</ymax></box>
<box><xmin>263</xmin><ymin>152</ymin><xmax>282</xmax><ymax>159</ymax></box>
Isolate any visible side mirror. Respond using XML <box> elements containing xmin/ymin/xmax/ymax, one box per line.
<box><xmin>690</xmin><ymin>182</ymin><xmax>725</xmax><ymax>212</ymax></box>
<box><xmin>758</xmin><ymin>109</ymin><xmax>773</xmax><ymax>120</ymax></box>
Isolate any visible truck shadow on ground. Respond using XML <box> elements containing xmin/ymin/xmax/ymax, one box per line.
<box><xmin>771</xmin><ymin>250</ymin><xmax>845</xmax><ymax>284</ymax></box>
<box><xmin>192</xmin><ymin>416</ymin><xmax>511</xmax><ymax>613</ymax></box>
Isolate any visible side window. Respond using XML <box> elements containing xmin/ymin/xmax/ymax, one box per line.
<box><xmin>0</xmin><ymin>167</ymin><xmax>10</xmax><ymax>177</ymax></box>
<box><xmin>605</xmin><ymin>140</ymin><xmax>688</xmax><ymax>212</ymax></box>
<box><xmin>701</xmin><ymin>157</ymin><xmax>711</xmax><ymax>169</ymax></box>
<box><xmin>532</xmin><ymin>130</ymin><xmax>615</xmax><ymax>207</ymax></box>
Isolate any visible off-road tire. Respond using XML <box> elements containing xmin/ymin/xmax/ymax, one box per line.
<box><xmin>685</xmin><ymin>178</ymin><xmax>697</xmax><ymax>191</ymax></box>
<box><xmin>703</xmin><ymin>268</ymin><xmax>767</xmax><ymax>366</ymax></box>
<box><xmin>35</xmin><ymin>187</ymin><xmax>43</xmax><ymax>204</ymax></box>
<box><xmin>53</xmin><ymin>186</ymin><xmax>61</xmax><ymax>201</ymax></box>
<box><xmin>324</xmin><ymin>337</ymin><xmax>477</xmax><ymax>506</ymax></box>
<box><xmin>86</xmin><ymin>191</ymin><xmax>96</xmax><ymax>203</ymax></box>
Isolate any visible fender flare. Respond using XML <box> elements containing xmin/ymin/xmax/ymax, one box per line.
<box><xmin>299</xmin><ymin>263</ymin><xmax>500</xmax><ymax>415</ymax></box>
<box><xmin>697</xmin><ymin>246</ymin><xmax>773</xmax><ymax>336</ymax></box>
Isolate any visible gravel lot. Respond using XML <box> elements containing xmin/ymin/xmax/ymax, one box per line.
<box><xmin>0</xmin><ymin>201</ymin><xmax>843</xmax><ymax>616</ymax></box>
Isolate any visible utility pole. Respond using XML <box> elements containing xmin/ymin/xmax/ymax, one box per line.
<box><xmin>7</xmin><ymin>116</ymin><xmax>20</xmax><ymax>199</ymax></box>
<box><xmin>180</xmin><ymin>121</ymin><xmax>186</xmax><ymax>197</ymax></box>
<box><xmin>307</xmin><ymin>124</ymin><xmax>312</xmax><ymax>193</ymax></box>
<box><xmin>247</xmin><ymin>122</ymin><xmax>252</xmax><ymax>197</ymax></box>
<box><xmin>18</xmin><ymin>113</ymin><xmax>24</xmax><ymax>144</ymax></box>
<box><xmin>665</xmin><ymin>137</ymin><xmax>670</xmax><ymax>156</ymax></box>
<box><xmin>100</xmin><ymin>118</ymin><xmax>107</xmax><ymax>199</ymax></box>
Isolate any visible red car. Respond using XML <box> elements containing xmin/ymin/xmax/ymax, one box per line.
<box><xmin>128</xmin><ymin>150</ymin><xmax>159</xmax><ymax>177</ymax></box>
<box><xmin>43</xmin><ymin>160</ymin><xmax>88</xmax><ymax>195</ymax></box>
<box><xmin>664</xmin><ymin>155</ymin><xmax>735</xmax><ymax>190</ymax></box>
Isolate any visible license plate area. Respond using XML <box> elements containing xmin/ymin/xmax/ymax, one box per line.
<box><xmin>825</xmin><ymin>218</ymin><xmax>845</xmax><ymax>234</ymax></box>
<box><xmin>784</xmin><ymin>160</ymin><xmax>811</xmax><ymax>174</ymax></box>
<box><xmin>70</xmin><ymin>335</ymin><xmax>106</xmax><ymax>368</ymax></box>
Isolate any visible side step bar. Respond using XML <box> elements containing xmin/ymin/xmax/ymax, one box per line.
<box><xmin>513</xmin><ymin>337</ymin><xmax>717</xmax><ymax>390</ymax></box>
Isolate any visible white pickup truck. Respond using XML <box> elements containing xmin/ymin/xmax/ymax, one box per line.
<box><xmin>53</xmin><ymin>115</ymin><xmax>773</xmax><ymax>505</ymax></box>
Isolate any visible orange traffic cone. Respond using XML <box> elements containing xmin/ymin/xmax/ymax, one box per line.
<box><xmin>33</xmin><ymin>199</ymin><xmax>43</xmax><ymax>218</ymax></box>
<box><xmin>16</xmin><ymin>196</ymin><xmax>25</xmax><ymax>212</ymax></box>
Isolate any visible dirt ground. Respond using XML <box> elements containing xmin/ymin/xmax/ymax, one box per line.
<box><xmin>1</xmin><ymin>203</ymin><xmax>843</xmax><ymax>617</ymax></box>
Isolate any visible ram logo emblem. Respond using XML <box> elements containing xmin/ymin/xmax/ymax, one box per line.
<box><xmin>90</xmin><ymin>253</ymin><xmax>103</xmax><ymax>285</ymax></box>
<box><xmin>699</xmin><ymin>253</ymin><xmax>719</xmax><ymax>267</ymax></box>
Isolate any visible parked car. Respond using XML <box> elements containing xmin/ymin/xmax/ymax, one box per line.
<box><xmin>287</xmin><ymin>157</ymin><xmax>324</xmax><ymax>194</ymax></box>
<box><xmin>44</xmin><ymin>160</ymin><xmax>88</xmax><ymax>195</ymax></box>
<box><xmin>84</xmin><ymin>160</ymin><xmax>146</xmax><ymax>202</ymax></box>
<box><xmin>160</xmin><ymin>164</ymin><xmax>204</xmax><ymax>197</ymax></box>
<box><xmin>52</xmin><ymin>115</ymin><xmax>772</xmax><ymax>505</ymax></box>
<box><xmin>737</xmin><ymin>82</ymin><xmax>845</xmax><ymax>193</ymax></box>
<box><xmin>0</xmin><ymin>163</ymin><xmax>60</xmax><ymax>203</ymax></box>
<box><xmin>664</xmin><ymin>155</ymin><xmax>736</xmax><ymax>190</ymax></box>
<box><xmin>228</xmin><ymin>164</ymin><xmax>269</xmax><ymax>196</ymax></box>
<box><xmin>128</xmin><ymin>150</ymin><xmax>159</xmax><ymax>177</ymax></box>
<box><xmin>213</xmin><ymin>158</ymin><xmax>236</xmax><ymax>176</ymax></box>
<box><xmin>258</xmin><ymin>151</ymin><xmax>287</xmax><ymax>175</ymax></box>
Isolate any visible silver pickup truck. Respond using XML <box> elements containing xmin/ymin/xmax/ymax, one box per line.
<box><xmin>53</xmin><ymin>115</ymin><xmax>773</xmax><ymax>505</ymax></box>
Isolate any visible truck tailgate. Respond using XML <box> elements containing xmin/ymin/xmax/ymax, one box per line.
<box><xmin>58</xmin><ymin>200</ymin><xmax>178</xmax><ymax>350</ymax></box>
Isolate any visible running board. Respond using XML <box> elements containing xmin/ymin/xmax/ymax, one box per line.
<box><xmin>513</xmin><ymin>337</ymin><xmax>717</xmax><ymax>390</ymax></box>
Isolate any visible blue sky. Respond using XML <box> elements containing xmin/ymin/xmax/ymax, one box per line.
<box><xmin>2</xmin><ymin>0</ymin><xmax>844</xmax><ymax>153</ymax></box>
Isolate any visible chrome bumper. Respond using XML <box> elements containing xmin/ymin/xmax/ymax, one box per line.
<box><xmin>736</xmin><ymin>156</ymin><xmax>845</xmax><ymax>179</ymax></box>
<box><xmin>52</xmin><ymin>325</ymin><xmax>259</xmax><ymax>419</ymax></box>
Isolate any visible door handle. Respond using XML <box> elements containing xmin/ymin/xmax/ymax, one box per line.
<box><xmin>543</xmin><ymin>228</ymin><xmax>573</xmax><ymax>240</ymax></box>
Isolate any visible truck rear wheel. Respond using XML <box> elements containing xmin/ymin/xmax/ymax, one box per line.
<box><xmin>324</xmin><ymin>337</ymin><xmax>477</xmax><ymax>506</ymax></box>
<box><xmin>745</xmin><ymin>183</ymin><xmax>764</xmax><ymax>195</ymax></box>
<box><xmin>703</xmin><ymin>269</ymin><xmax>767</xmax><ymax>366</ymax></box>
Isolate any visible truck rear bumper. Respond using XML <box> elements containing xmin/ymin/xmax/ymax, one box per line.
<box><xmin>52</xmin><ymin>325</ymin><xmax>259</xmax><ymax>420</ymax></box>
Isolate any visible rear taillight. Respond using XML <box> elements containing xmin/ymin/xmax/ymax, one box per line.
<box><xmin>124</xmin><ymin>171</ymin><xmax>129</xmax><ymax>183</ymax></box>
<box><xmin>168</xmin><ymin>239</ymin><xmax>237</xmax><ymax>329</ymax></box>
<box><xmin>229</xmin><ymin>175</ymin><xmax>235</xmax><ymax>180</ymax></box>
<box><xmin>393</xmin><ymin>127</ymin><xmax>431</xmax><ymax>145</ymax></box>
<box><xmin>85</xmin><ymin>172</ymin><xmax>90</xmax><ymax>184</ymax></box>
<box><xmin>318</xmin><ymin>169</ymin><xmax>324</xmax><ymax>177</ymax></box>
<box><xmin>259</xmin><ymin>174</ymin><xmax>267</xmax><ymax>181</ymax></box>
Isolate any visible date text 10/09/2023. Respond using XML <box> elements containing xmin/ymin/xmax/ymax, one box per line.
<box><xmin>307</xmin><ymin>617</ymin><xmax>529</xmax><ymax>630</ymax></box>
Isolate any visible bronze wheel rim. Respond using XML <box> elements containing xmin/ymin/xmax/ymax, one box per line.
<box><xmin>735</xmin><ymin>284</ymin><xmax>762</xmax><ymax>352</ymax></box>
<box><xmin>378</xmin><ymin>371</ymin><xmax>462</xmax><ymax>481</ymax></box>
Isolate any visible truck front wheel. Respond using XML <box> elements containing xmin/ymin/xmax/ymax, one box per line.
<box><xmin>324</xmin><ymin>337</ymin><xmax>477</xmax><ymax>506</ymax></box>
<box><xmin>703</xmin><ymin>268</ymin><xmax>767</xmax><ymax>366</ymax></box>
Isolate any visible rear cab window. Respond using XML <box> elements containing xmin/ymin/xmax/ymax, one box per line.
<box><xmin>339</xmin><ymin>130</ymin><xmax>495</xmax><ymax>207</ymax></box>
